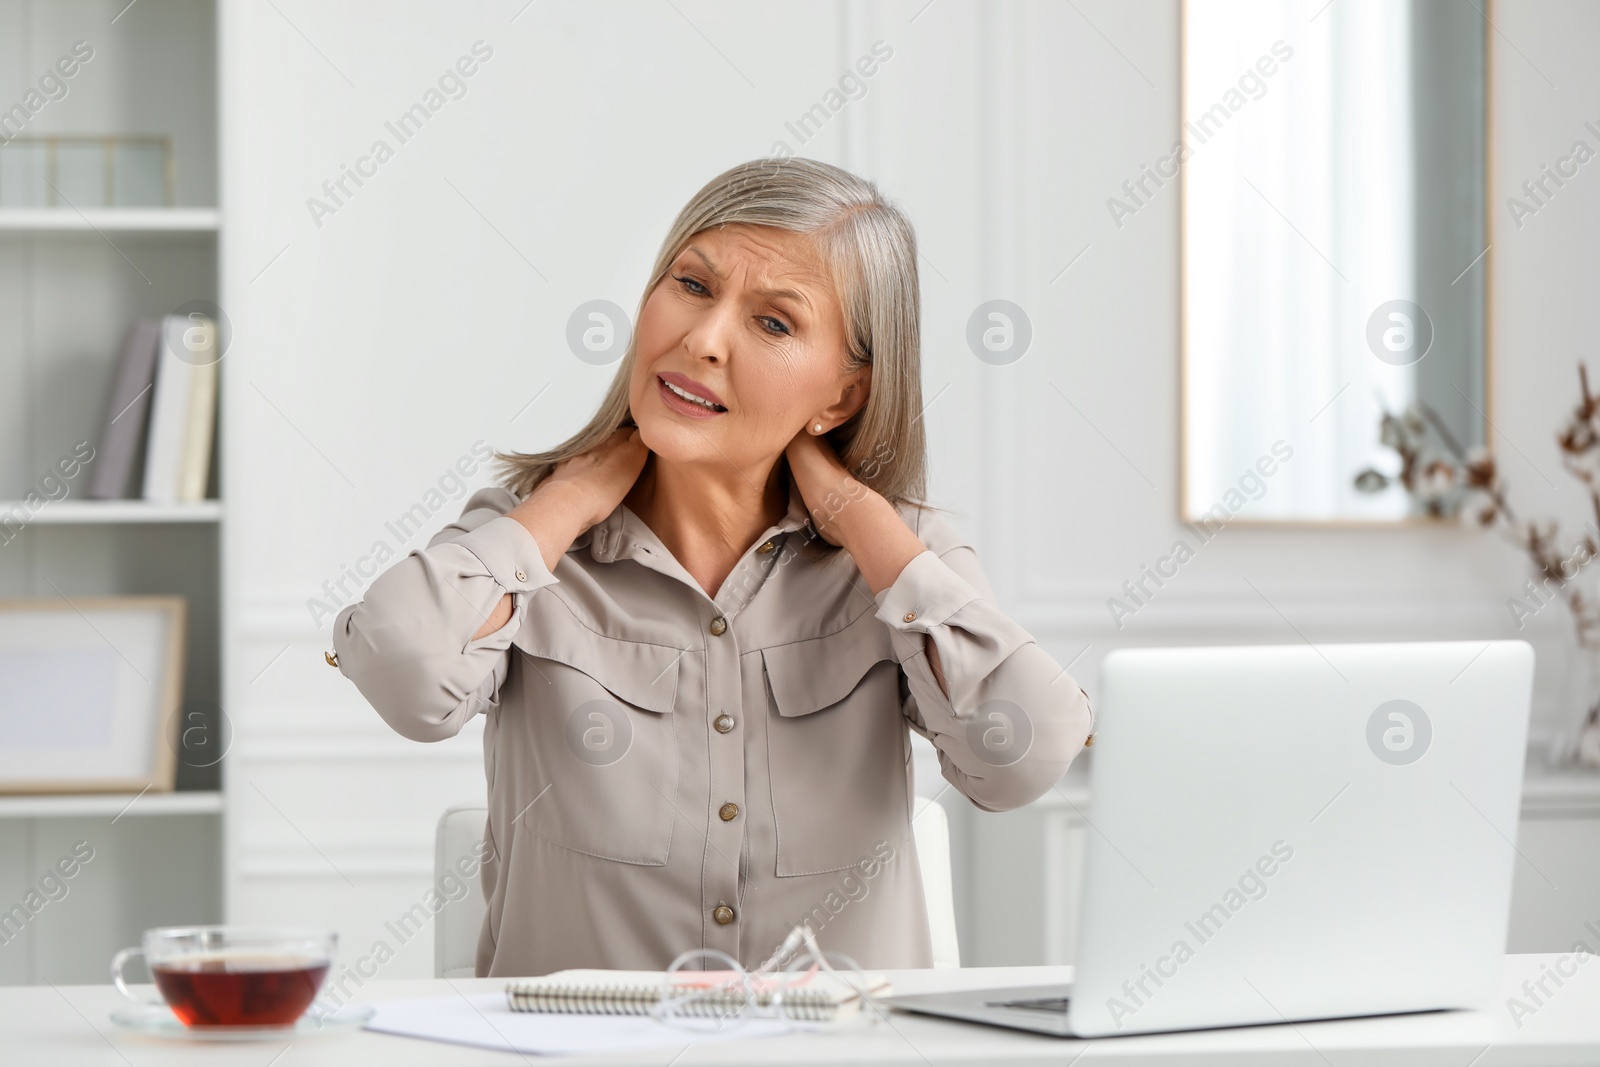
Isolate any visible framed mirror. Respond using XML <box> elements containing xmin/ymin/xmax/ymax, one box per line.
<box><xmin>1180</xmin><ymin>0</ymin><xmax>1490</xmax><ymax>523</ymax></box>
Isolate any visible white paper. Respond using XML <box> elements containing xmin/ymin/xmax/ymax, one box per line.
<box><xmin>365</xmin><ymin>992</ymin><xmax>796</xmax><ymax>1056</ymax></box>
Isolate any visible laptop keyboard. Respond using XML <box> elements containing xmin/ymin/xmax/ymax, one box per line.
<box><xmin>989</xmin><ymin>996</ymin><xmax>1072</xmax><ymax>1014</ymax></box>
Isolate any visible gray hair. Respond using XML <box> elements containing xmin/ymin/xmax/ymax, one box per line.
<box><xmin>492</xmin><ymin>156</ymin><xmax>931</xmax><ymax>531</ymax></box>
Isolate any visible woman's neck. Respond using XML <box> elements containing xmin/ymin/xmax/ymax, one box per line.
<box><xmin>623</xmin><ymin>451</ymin><xmax>790</xmax><ymax>600</ymax></box>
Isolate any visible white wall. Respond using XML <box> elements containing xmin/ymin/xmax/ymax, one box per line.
<box><xmin>221</xmin><ymin>0</ymin><xmax>1600</xmax><ymax>975</ymax></box>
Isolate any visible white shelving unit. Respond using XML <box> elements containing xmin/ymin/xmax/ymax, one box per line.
<box><xmin>0</xmin><ymin>0</ymin><xmax>222</xmax><ymax>986</ymax></box>
<box><xmin>0</xmin><ymin>208</ymin><xmax>221</xmax><ymax>233</ymax></box>
<box><xmin>0</xmin><ymin>500</ymin><xmax>223</xmax><ymax>523</ymax></box>
<box><xmin>0</xmin><ymin>792</ymin><xmax>224</xmax><ymax>820</ymax></box>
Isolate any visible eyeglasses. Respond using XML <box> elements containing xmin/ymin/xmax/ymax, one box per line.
<box><xmin>649</xmin><ymin>924</ymin><xmax>888</xmax><ymax>1033</ymax></box>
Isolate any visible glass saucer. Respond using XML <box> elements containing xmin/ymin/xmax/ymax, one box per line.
<box><xmin>109</xmin><ymin>1001</ymin><xmax>374</xmax><ymax>1041</ymax></box>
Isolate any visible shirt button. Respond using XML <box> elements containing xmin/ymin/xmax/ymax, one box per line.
<box><xmin>719</xmin><ymin>802</ymin><xmax>739</xmax><ymax>822</ymax></box>
<box><xmin>712</xmin><ymin>905</ymin><xmax>736</xmax><ymax>926</ymax></box>
<box><xmin>514</xmin><ymin>569</ymin><xmax>527</xmax><ymax>582</ymax></box>
<box><xmin>757</xmin><ymin>540</ymin><xmax>775</xmax><ymax>554</ymax></box>
<box><xmin>714</xmin><ymin>714</ymin><xmax>735</xmax><ymax>733</ymax></box>
<box><xmin>903</xmin><ymin>610</ymin><xmax>918</xmax><ymax>623</ymax></box>
<box><xmin>709</xmin><ymin>616</ymin><xmax>727</xmax><ymax>636</ymax></box>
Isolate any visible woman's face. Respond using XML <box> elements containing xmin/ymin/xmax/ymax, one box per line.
<box><xmin>629</xmin><ymin>223</ymin><xmax>868</xmax><ymax>477</ymax></box>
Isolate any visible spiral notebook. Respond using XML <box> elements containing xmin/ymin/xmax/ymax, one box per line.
<box><xmin>505</xmin><ymin>969</ymin><xmax>892</xmax><ymax>1023</ymax></box>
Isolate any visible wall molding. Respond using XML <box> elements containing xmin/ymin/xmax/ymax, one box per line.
<box><xmin>238</xmin><ymin>857</ymin><xmax>436</xmax><ymax>879</ymax></box>
<box><xmin>233</xmin><ymin>736</ymin><xmax>484</xmax><ymax>764</ymax></box>
<box><xmin>1013</xmin><ymin>589</ymin><xmax>1541</xmax><ymax>635</ymax></box>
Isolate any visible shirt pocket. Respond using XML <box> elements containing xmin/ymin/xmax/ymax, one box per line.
<box><xmin>510</xmin><ymin>625</ymin><xmax>683</xmax><ymax>866</ymax></box>
<box><xmin>760</xmin><ymin>616</ymin><xmax>910</xmax><ymax>876</ymax></box>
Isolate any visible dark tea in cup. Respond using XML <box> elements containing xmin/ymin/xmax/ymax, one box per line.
<box><xmin>151</xmin><ymin>954</ymin><xmax>330</xmax><ymax>1028</ymax></box>
<box><xmin>113</xmin><ymin>927</ymin><xmax>337</xmax><ymax>1030</ymax></box>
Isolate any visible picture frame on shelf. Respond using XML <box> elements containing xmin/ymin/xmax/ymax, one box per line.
<box><xmin>0</xmin><ymin>596</ymin><xmax>186</xmax><ymax>795</ymax></box>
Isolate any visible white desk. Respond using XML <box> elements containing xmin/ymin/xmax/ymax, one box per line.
<box><xmin>5</xmin><ymin>955</ymin><xmax>1597</xmax><ymax>1065</ymax></box>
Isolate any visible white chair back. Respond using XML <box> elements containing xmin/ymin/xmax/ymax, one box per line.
<box><xmin>434</xmin><ymin>795</ymin><xmax>960</xmax><ymax>978</ymax></box>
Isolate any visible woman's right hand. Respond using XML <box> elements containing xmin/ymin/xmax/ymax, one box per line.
<box><xmin>476</xmin><ymin>428</ymin><xmax>648</xmax><ymax>640</ymax></box>
<box><xmin>537</xmin><ymin>426</ymin><xmax>650</xmax><ymax>529</ymax></box>
<box><xmin>506</xmin><ymin>426</ymin><xmax>649</xmax><ymax>571</ymax></box>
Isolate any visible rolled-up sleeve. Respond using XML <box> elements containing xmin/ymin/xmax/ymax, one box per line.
<box><xmin>331</xmin><ymin>487</ymin><xmax>559</xmax><ymax>743</ymax></box>
<box><xmin>877</xmin><ymin>509</ymin><xmax>1094</xmax><ymax>812</ymax></box>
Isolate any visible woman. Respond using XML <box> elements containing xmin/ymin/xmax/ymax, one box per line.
<box><xmin>331</xmin><ymin>157</ymin><xmax>1094</xmax><ymax>978</ymax></box>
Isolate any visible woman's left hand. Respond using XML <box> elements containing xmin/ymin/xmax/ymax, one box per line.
<box><xmin>783</xmin><ymin>429</ymin><xmax>860</xmax><ymax>547</ymax></box>
<box><xmin>783</xmin><ymin>428</ymin><xmax>927</xmax><ymax>597</ymax></box>
<box><xmin>783</xmin><ymin>428</ymin><xmax>951</xmax><ymax>697</ymax></box>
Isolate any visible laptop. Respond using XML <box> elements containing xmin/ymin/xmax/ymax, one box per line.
<box><xmin>886</xmin><ymin>640</ymin><xmax>1534</xmax><ymax>1038</ymax></box>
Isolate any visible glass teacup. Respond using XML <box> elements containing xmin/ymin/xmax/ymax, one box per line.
<box><xmin>111</xmin><ymin>926</ymin><xmax>336</xmax><ymax>1029</ymax></box>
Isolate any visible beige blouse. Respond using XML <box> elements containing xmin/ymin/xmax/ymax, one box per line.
<box><xmin>331</xmin><ymin>478</ymin><xmax>1094</xmax><ymax>977</ymax></box>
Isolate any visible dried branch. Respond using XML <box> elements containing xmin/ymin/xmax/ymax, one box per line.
<box><xmin>1356</xmin><ymin>364</ymin><xmax>1600</xmax><ymax>729</ymax></box>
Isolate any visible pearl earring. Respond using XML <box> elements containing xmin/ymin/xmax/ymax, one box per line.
<box><xmin>813</xmin><ymin>423</ymin><xmax>823</xmax><ymax>434</ymax></box>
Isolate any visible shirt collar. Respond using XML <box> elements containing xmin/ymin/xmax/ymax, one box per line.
<box><xmin>573</xmin><ymin>471</ymin><xmax>815</xmax><ymax>564</ymax></box>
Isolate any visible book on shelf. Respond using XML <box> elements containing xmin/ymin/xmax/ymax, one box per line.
<box><xmin>177</xmin><ymin>322</ymin><xmax>219</xmax><ymax>502</ymax></box>
<box><xmin>87</xmin><ymin>319</ymin><xmax>160</xmax><ymax>500</ymax></box>
<box><xmin>138</xmin><ymin>313</ymin><xmax>218</xmax><ymax>504</ymax></box>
